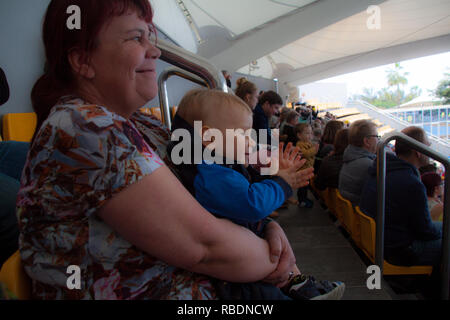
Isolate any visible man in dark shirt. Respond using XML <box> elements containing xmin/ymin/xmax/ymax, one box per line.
<box><xmin>253</xmin><ymin>91</ymin><xmax>283</xmax><ymax>146</ymax></box>
<box><xmin>359</xmin><ymin>126</ymin><xmax>442</xmax><ymax>266</ymax></box>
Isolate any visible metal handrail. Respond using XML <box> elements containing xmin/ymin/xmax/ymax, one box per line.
<box><xmin>376</xmin><ymin>131</ymin><xmax>450</xmax><ymax>300</ymax></box>
<box><xmin>156</xmin><ymin>38</ymin><xmax>228</xmax><ymax>129</ymax></box>
<box><xmin>158</xmin><ymin>67</ymin><xmax>207</xmax><ymax>129</ymax></box>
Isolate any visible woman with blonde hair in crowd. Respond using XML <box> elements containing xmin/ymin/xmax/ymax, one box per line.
<box><xmin>235</xmin><ymin>77</ymin><xmax>259</xmax><ymax>110</ymax></box>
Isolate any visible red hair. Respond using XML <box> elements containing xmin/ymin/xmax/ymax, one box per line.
<box><xmin>31</xmin><ymin>0</ymin><xmax>154</xmax><ymax>138</ymax></box>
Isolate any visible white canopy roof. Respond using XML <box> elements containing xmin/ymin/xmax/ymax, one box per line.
<box><xmin>152</xmin><ymin>0</ymin><xmax>450</xmax><ymax>92</ymax></box>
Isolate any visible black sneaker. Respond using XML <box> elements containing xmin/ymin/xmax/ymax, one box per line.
<box><xmin>287</xmin><ymin>275</ymin><xmax>345</xmax><ymax>300</ymax></box>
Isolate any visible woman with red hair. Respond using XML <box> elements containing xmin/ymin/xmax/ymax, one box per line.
<box><xmin>17</xmin><ymin>0</ymin><xmax>301</xmax><ymax>299</ymax></box>
<box><xmin>421</xmin><ymin>172</ymin><xmax>444</xmax><ymax>222</ymax></box>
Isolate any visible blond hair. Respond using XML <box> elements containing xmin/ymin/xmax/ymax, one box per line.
<box><xmin>178</xmin><ymin>88</ymin><xmax>252</xmax><ymax>128</ymax></box>
<box><xmin>348</xmin><ymin>120</ymin><xmax>377</xmax><ymax>147</ymax></box>
<box><xmin>234</xmin><ymin>77</ymin><xmax>257</xmax><ymax>102</ymax></box>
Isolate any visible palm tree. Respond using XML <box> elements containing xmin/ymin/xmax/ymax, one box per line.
<box><xmin>386</xmin><ymin>63</ymin><xmax>409</xmax><ymax>92</ymax></box>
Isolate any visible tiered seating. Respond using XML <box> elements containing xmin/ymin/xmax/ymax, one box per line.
<box><xmin>331</xmin><ymin>108</ymin><xmax>360</xmax><ymax>118</ymax></box>
<box><xmin>140</xmin><ymin>106</ymin><xmax>178</xmax><ymax>123</ymax></box>
<box><xmin>171</xmin><ymin>106</ymin><xmax>178</xmax><ymax>119</ymax></box>
<box><xmin>310</xmin><ymin>182</ymin><xmax>433</xmax><ymax>276</ymax></box>
<box><xmin>355</xmin><ymin>207</ymin><xmax>433</xmax><ymax>276</ymax></box>
<box><xmin>0</xmin><ymin>251</ymin><xmax>31</xmax><ymax>299</ymax></box>
<box><xmin>336</xmin><ymin>190</ymin><xmax>360</xmax><ymax>247</ymax></box>
<box><xmin>373</xmin><ymin>119</ymin><xmax>383</xmax><ymax>127</ymax></box>
<box><xmin>317</xmin><ymin>107</ymin><xmax>396</xmax><ymax>139</ymax></box>
<box><xmin>378</xmin><ymin>125</ymin><xmax>395</xmax><ymax>136</ymax></box>
<box><xmin>339</xmin><ymin>113</ymin><xmax>371</xmax><ymax>123</ymax></box>
<box><xmin>2</xmin><ymin>113</ymin><xmax>37</xmax><ymax>142</ymax></box>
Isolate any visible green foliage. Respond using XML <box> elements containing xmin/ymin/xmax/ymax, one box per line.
<box><xmin>434</xmin><ymin>72</ymin><xmax>450</xmax><ymax>104</ymax></box>
<box><xmin>357</xmin><ymin>63</ymin><xmax>421</xmax><ymax>109</ymax></box>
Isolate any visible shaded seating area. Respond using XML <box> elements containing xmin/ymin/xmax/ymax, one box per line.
<box><xmin>309</xmin><ymin>182</ymin><xmax>434</xmax><ymax>277</ymax></box>
<box><xmin>316</xmin><ymin>105</ymin><xmax>395</xmax><ymax>137</ymax></box>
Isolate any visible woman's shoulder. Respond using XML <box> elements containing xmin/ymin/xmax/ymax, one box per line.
<box><xmin>46</xmin><ymin>96</ymin><xmax>122</xmax><ymax>134</ymax></box>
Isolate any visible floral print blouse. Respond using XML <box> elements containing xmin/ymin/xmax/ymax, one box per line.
<box><xmin>16</xmin><ymin>96</ymin><xmax>216</xmax><ymax>300</ymax></box>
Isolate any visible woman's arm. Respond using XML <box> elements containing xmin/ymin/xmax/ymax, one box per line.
<box><xmin>98</xmin><ymin>165</ymin><xmax>278</xmax><ymax>283</ymax></box>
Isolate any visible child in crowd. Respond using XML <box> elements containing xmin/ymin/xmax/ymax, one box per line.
<box><xmin>295</xmin><ymin>123</ymin><xmax>319</xmax><ymax>208</ymax></box>
<box><xmin>281</xmin><ymin>110</ymin><xmax>299</xmax><ymax>146</ymax></box>
<box><xmin>168</xmin><ymin>89</ymin><xmax>345</xmax><ymax>300</ymax></box>
<box><xmin>312</xmin><ymin>127</ymin><xmax>322</xmax><ymax>145</ymax></box>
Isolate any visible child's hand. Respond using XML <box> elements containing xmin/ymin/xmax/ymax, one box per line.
<box><xmin>279</xmin><ymin>142</ymin><xmax>303</xmax><ymax>170</ymax></box>
<box><xmin>294</xmin><ymin>167</ymin><xmax>315</xmax><ymax>189</ymax></box>
<box><xmin>276</xmin><ymin>159</ymin><xmax>314</xmax><ymax>189</ymax></box>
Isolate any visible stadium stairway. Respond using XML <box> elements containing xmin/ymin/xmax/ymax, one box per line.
<box><xmin>276</xmin><ymin>191</ymin><xmax>395</xmax><ymax>300</ymax></box>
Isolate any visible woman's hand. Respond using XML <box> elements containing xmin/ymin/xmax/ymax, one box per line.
<box><xmin>262</xmin><ymin>221</ymin><xmax>296</xmax><ymax>288</ymax></box>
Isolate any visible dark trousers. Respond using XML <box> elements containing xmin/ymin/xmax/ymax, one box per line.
<box><xmin>297</xmin><ymin>186</ymin><xmax>308</xmax><ymax>203</ymax></box>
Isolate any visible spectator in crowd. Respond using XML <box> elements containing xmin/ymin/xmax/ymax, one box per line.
<box><xmin>253</xmin><ymin>91</ymin><xmax>283</xmax><ymax>146</ymax></box>
<box><xmin>282</xmin><ymin>110</ymin><xmax>300</xmax><ymax>146</ymax></box>
<box><xmin>338</xmin><ymin>120</ymin><xmax>378</xmax><ymax>205</ymax></box>
<box><xmin>278</xmin><ymin>107</ymin><xmax>292</xmax><ymax>136</ymax></box>
<box><xmin>259</xmin><ymin>91</ymin><xmax>265</xmax><ymax>99</ymax></box>
<box><xmin>312</xmin><ymin>119</ymin><xmax>323</xmax><ymax>131</ymax></box>
<box><xmin>421</xmin><ymin>172</ymin><xmax>444</xmax><ymax>222</ymax></box>
<box><xmin>169</xmin><ymin>89</ymin><xmax>344</xmax><ymax>300</ymax></box>
<box><xmin>270</xmin><ymin>111</ymin><xmax>281</xmax><ymax>130</ymax></box>
<box><xmin>295</xmin><ymin>123</ymin><xmax>319</xmax><ymax>208</ymax></box>
<box><xmin>17</xmin><ymin>0</ymin><xmax>302</xmax><ymax>299</ymax></box>
<box><xmin>324</xmin><ymin>112</ymin><xmax>336</xmax><ymax>121</ymax></box>
<box><xmin>359</xmin><ymin>126</ymin><xmax>442</xmax><ymax>267</ymax></box>
<box><xmin>419</xmin><ymin>163</ymin><xmax>437</xmax><ymax>175</ymax></box>
<box><xmin>296</xmin><ymin>105</ymin><xmax>311</xmax><ymax>123</ymax></box>
<box><xmin>312</xmin><ymin>127</ymin><xmax>322</xmax><ymax>146</ymax></box>
<box><xmin>222</xmin><ymin>70</ymin><xmax>232</xmax><ymax>89</ymax></box>
<box><xmin>235</xmin><ymin>77</ymin><xmax>258</xmax><ymax>110</ymax></box>
<box><xmin>315</xmin><ymin>128</ymin><xmax>349</xmax><ymax>191</ymax></box>
<box><xmin>314</xmin><ymin>120</ymin><xmax>344</xmax><ymax>173</ymax></box>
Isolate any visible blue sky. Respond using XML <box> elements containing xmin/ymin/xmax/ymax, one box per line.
<box><xmin>318</xmin><ymin>51</ymin><xmax>450</xmax><ymax>97</ymax></box>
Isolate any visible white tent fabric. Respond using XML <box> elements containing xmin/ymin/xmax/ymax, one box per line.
<box><xmin>237</xmin><ymin>0</ymin><xmax>450</xmax><ymax>79</ymax></box>
<box><xmin>151</xmin><ymin>0</ymin><xmax>450</xmax><ymax>87</ymax></box>
<box><xmin>181</xmin><ymin>0</ymin><xmax>318</xmax><ymax>37</ymax></box>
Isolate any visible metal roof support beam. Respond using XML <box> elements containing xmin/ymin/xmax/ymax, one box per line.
<box><xmin>281</xmin><ymin>33</ymin><xmax>450</xmax><ymax>86</ymax></box>
<box><xmin>209</xmin><ymin>0</ymin><xmax>387</xmax><ymax>72</ymax></box>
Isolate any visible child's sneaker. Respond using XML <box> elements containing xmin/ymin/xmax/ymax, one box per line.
<box><xmin>286</xmin><ymin>274</ymin><xmax>345</xmax><ymax>300</ymax></box>
<box><xmin>298</xmin><ymin>198</ymin><xmax>314</xmax><ymax>208</ymax></box>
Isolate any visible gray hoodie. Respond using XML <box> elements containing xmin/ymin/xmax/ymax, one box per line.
<box><xmin>338</xmin><ymin>144</ymin><xmax>376</xmax><ymax>205</ymax></box>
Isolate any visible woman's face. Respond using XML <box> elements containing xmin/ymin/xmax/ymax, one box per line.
<box><xmin>245</xmin><ymin>90</ymin><xmax>259</xmax><ymax>110</ymax></box>
<box><xmin>87</xmin><ymin>11</ymin><xmax>161</xmax><ymax>117</ymax></box>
